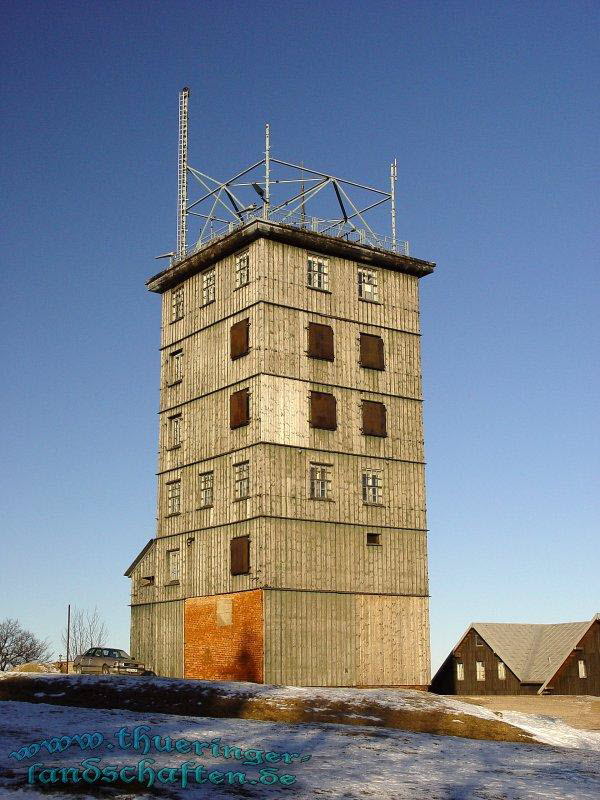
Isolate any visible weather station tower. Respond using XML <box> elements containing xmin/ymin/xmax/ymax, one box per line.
<box><xmin>125</xmin><ymin>88</ymin><xmax>435</xmax><ymax>687</ymax></box>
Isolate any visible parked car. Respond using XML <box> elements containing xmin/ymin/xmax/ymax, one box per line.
<box><xmin>73</xmin><ymin>647</ymin><xmax>153</xmax><ymax>675</ymax></box>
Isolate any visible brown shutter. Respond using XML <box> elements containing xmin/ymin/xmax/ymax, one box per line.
<box><xmin>310</xmin><ymin>391</ymin><xmax>337</xmax><ymax>430</ymax></box>
<box><xmin>230</xmin><ymin>388</ymin><xmax>250</xmax><ymax>428</ymax></box>
<box><xmin>362</xmin><ymin>400</ymin><xmax>387</xmax><ymax>437</ymax></box>
<box><xmin>230</xmin><ymin>318</ymin><xmax>250</xmax><ymax>360</ymax></box>
<box><xmin>230</xmin><ymin>535</ymin><xmax>250</xmax><ymax>575</ymax></box>
<box><xmin>359</xmin><ymin>333</ymin><xmax>385</xmax><ymax>370</ymax></box>
<box><xmin>307</xmin><ymin>322</ymin><xmax>334</xmax><ymax>361</ymax></box>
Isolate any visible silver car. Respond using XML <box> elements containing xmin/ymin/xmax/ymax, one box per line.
<box><xmin>73</xmin><ymin>647</ymin><xmax>149</xmax><ymax>675</ymax></box>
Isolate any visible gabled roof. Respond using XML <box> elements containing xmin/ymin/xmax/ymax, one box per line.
<box><xmin>453</xmin><ymin>614</ymin><xmax>599</xmax><ymax>693</ymax></box>
<box><xmin>124</xmin><ymin>539</ymin><xmax>155</xmax><ymax>577</ymax></box>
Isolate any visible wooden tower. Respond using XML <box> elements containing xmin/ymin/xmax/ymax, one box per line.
<box><xmin>125</xmin><ymin>97</ymin><xmax>435</xmax><ymax>686</ymax></box>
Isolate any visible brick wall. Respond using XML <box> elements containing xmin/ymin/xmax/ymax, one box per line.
<box><xmin>184</xmin><ymin>590</ymin><xmax>263</xmax><ymax>682</ymax></box>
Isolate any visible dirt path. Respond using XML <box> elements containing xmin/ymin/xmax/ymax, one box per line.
<box><xmin>458</xmin><ymin>695</ymin><xmax>600</xmax><ymax>731</ymax></box>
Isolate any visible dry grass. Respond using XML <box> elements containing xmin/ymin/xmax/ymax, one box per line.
<box><xmin>0</xmin><ymin>675</ymin><xmax>537</xmax><ymax>744</ymax></box>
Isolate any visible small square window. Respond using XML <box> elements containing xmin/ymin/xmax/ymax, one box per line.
<box><xmin>198</xmin><ymin>471</ymin><xmax>213</xmax><ymax>508</ymax></box>
<box><xmin>357</xmin><ymin>267</ymin><xmax>378</xmax><ymax>302</ymax></box>
<box><xmin>362</xmin><ymin>469</ymin><xmax>383</xmax><ymax>505</ymax></box>
<box><xmin>140</xmin><ymin>575</ymin><xmax>155</xmax><ymax>587</ymax></box>
<box><xmin>498</xmin><ymin>661</ymin><xmax>506</xmax><ymax>680</ymax></box>
<box><xmin>171</xmin><ymin>287</ymin><xmax>184</xmax><ymax>322</ymax></box>
<box><xmin>169</xmin><ymin>349</ymin><xmax>183</xmax><ymax>384</ymax></box>
<box><xmin>475</xmin><ymin>633</ymin><xmax>484</xmax><ymax>647</ymax></box>
<box><xmin>201</xmin><ymin>268</ymin><xmax>215</xmax><ymax>306</ymax></box>
<box><xmin>166</xmin><ymin>479</ymin><xmax>181</xmax><ymax>516</ymax></box>
<box><xmin>235</xmin><ymin>251</ymin><xmax>250</xmax><ymax>287</ymax></box>
<box><xmin>456</xmin><ymin>661</ymin><xmax>464</xmax><ymax>681</ymax></box>
<box><xmin>476</xmin><ymin>661</ymin><xmax>485</xmax><ymax>681</ymax></box>
<box><xmin>307</xmin><ymin>255</ymin><xmax>329</xmax><ymax>291</ymax></box>
<box><xmin>234</xmin><ymin>461</ymin><xmax>250</xmax><ymax>499</ymax></box>
<box><xmin>166</xmin><ymin>549</ymin><xmax>180</xmax><ymax>583</ymax></box>
<box><xmin>578</xmin><ymin>659</ymin><xmax>587</xmax><ymax>679</ymax></box>
<box><xmin>310</xmin><ymin>463</ymin><xmax>332</xmax><ymax>500</ymax></box>
<box><xmin>168</xmin><ymin>413</ymin><xmax>182</xmax><ymax>449</ymax></box>
<box><xmin>366</xmin><ymin>532</ymin><xmax>381</xmax><ymax>546</ymax></box>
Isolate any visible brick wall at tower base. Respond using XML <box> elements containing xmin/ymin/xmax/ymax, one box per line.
<box><xmin>184</xmin><ymin>590</ymin><xmax>264</xmax><ymax>682</ymax></box>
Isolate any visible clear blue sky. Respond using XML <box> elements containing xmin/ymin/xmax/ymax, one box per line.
<box><xmin>1</xmin><ymin>0</ymin><xmax>598</xmax><ymax>674</ymax></box>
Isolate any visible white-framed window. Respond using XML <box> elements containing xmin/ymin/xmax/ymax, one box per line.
<box><xmin>357</xmin><ymin>267</ymin><xmax>379</xmax><ymax>302</ymax></box>
<box><xmin>198</xmin><ymin>471</ymin><xmax>213</xmax><ymax>508</ymax></box>
<box><xmin>362</xmin><ymin>469</ymin><xmax>383</xmax><ymax>504</ymax></box>
<box><xmin>234</xmin><ymin>461</ymin><xmax>250</xmax><ymax>499</ymax></box>
<box><xmin>171</xmin><ymin>287</ymin><xmax>184</xmax><ymax>321</ymax></box>
<box><xmin>307</xmin><ymin>255</ymin><xmax>329</xmax><ymax>291</ymax></box>
<box><xmin>456</xmin><ymin>661</ymin><xmax>464</xmax><ymax>681</ymax></box>
<box><xmin>498</xmin><ymin>661</ymin><xmax>506</xmax><ymax>680</ymax></box>
<box><xmin>235</xmin><ymin>251</ymin><xmax>250</xmax><ymax>287</ymax></box>
<box><xmin>202</xmin><ymin>268</ymin><xmax>216</xmax><ymax>305</ymax></box>
<box><xmin>476</xmin><ymin>661</ymin><xmax>485</xmax><ymax>681</ymax></box>
<box><xmin>169</xmin><ymin>349</ymin><xmax>183</xmax><ymax>384</ymax></box>
<box><xmin>168</xmin><ymin>414</ymin><xmax>182</xmax><ymax>448</ymax></box>
<box><xmin>310</xmin><ymin>463</ymin><xmax>332</xmax><ymax>499</ymax></box>
<box><xmin>167</xmin><ymin>549</ymin><xmax>180</xmax><ymax>582</ymax></box>
<box><xmin>166</xmin><ymin>479</ymin><xmax>181</xmax><ymax>515</ymax></box>
<box><xmin>578</xmin><ymin>659</ymin><xmax>587</xmax><ymax>679</ymax></box>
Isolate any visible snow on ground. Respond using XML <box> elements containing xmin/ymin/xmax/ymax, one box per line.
<box><xmin>1</xmin><ymin>700</ymin><xmax>599</xmax><ymax>800</ymax></box>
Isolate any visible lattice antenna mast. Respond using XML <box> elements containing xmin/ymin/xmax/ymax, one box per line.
<box><xmin>177</xmin><ymin>87</ymin><xmax>190</xmax><ymax>259</ymax></box>
<box><xmin>390</xmin><ymin>158</ymin><xmax>397</xmax><ymax>252</ymax></box>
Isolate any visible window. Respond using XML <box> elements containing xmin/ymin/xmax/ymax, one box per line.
<box><xmin>234</xmin><ymin>461</ymin><xmax>250</xmax><ymax>499</ymax></box>
<box><xmin>309</xmin><ymin>391</ymin><xmax>337</xmax><ymax>430</ymax></box>
<box><xmin>201</xmin><ymin>268</ymin><xmax>215</xmax><ymax>305</ymax></box>
<box><xmin>366</xmin><ymin>532</ymin><xmax>381</xmax><ymax>546</ymax></box>
<box><xmin>362</xmin><ymin>469</ymin><xmax>383</xmax><ymax>505</ymax></box>
<box><xmin>168</xmin><ymin>413</ymin><xmax>182</xmax><ymax>449</ymax></box>
<box><xmin>357</xmin><ymin>267</ymin><xmax>379</xmax><ymax>302</ymax></box>
<box><xmin>230</xmin><ymin>388</ymin><xmax>250</xmax><ymax>428</ymax></box>
<box><xmin>140</xmin><ymin>575</ymin><xmax>155</xmax><ymax>587</ymax></box>
<box><xmin>198</xmin><ymin>471</ymin><xmax>213</xmax><ymax>508</ymax></box>
<box><xmin>498</xmin><ymin>661</ymin><xmax>506</xmax><ymax>680</ymax></box>
<box><xmin>167</xmin><ymin>549</ymin><xmax>180</xmax><ymax>583</ymax></box>
<box><xmin>307</xmin><ymin>255</ymin><xmax>329</xmax><ymax>291</ymax></box>
<box><xmin>361</xmin><ymin>400</ymin><xmax>387</xmax><ymax>437</ymax></box>
<box><xmin>235</xmin><ymin>251</ymin><xmax>250</xmax><ymax>287</ymax></box>
<box><xmin>359</xmin><ymin>333</ymin><xmax>385</xmax><ymax>370</ymax></box>
<box><xmin>475</xmin><ymin>633</ymin><xmax>484</xmax><ymax>647</ymax></box>
<box><xmin>230</xmin><ymin>318</ymin><xmax>250</xmax><ymax>360</ymax></box>
<box><xmin>578</xmin><ymin>659</ymin><xmax>587</xmax><ymax>679</ymax></box>
<box><xmin>476</xmin><ymin>661</ymin><xmax>485</xmax><ymax>681</ymax></box>
<box><xmin>230</xmin><ymin>535</ymin><xmax>250</xmax><ymax>575</ymax></box>
<box><xmin>456</xmin><ymin>661</ymin><xmax>464</xmax><ymax>681</ymax></box>
<box><xmin>310</xmin><ymin>463</ymin><xmax>332</xmax><ymax>500</ymax></box>
<box><xmin>169</xmin><ymin>349</ymin><xmax>183</xmax><ymax>384</ymax></box>
<box><xmin>307</xmin><ymin>322</ymin><xmax>334</xmax><ymax>361</ymax></box>
<box><xmin>166</xmin><ymin>479</ymin><xmax>181</xmax><ymax>515</ymax></box>
<box><xmin>171</xmin><ymin>287</ymin><xmax>184</xmax><ymax>322</ymax></box>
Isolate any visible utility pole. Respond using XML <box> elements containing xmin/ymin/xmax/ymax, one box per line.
<box><xmin>65</xmin><ymin>604</ymin><xmax>71</xmax><ymax>675</ymax></box>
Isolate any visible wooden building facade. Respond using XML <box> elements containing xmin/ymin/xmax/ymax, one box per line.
<box><xmin>125</xmin><ymin>219</ymin><xmax>435</xmax><ymax>686</ymax></box>
<box><xmin>430</xmin><ymin>614</ymin><xmax>600</xmax><ymax>695</ymax></box>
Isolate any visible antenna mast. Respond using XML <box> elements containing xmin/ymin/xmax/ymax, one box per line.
<box><xmin>177</xmin><ymin>87</ymin><xmax>190</xmax><ymax>259</ymax></box>
<box><xmin>390</xmin><ymin>158</ymin><xmax>397</xmax><ymax>252</ymax></box>
<box><xmin>264</xmin><ymin>123</ymin><xmax>270</xmax><ymax>219</ymax></box>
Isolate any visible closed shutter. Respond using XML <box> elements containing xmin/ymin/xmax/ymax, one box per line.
<box><xmin>230</xmin><ymin>318</ymin><xmax>250</xmax><ymax>360</ymax></box>
<box><xmin>230</xmin><ymin>535</ymin><xmax>250</xmax><ymax>575</ymax></box>
<box><xmin>362</xmin><ymin>400</ymin><xmax>387</xmax><ymax>437</ymax></box>
<box><xmin>307</xmin><ymin>322</ymin><xmax>334</xmax><ymax>361</ymax></box>
<box><xmin>230</xmin><ymin>388</ymin><xmax>250</xmax><ymax>429</ymax></box>
<box><xmin>309</xmin><ymin>391</ymin><xmax>337</xmax><ymax>430</ymax></box>
<box><xmin>359</xmin><ymin>333</ymin><xmax>384</xmax><ymax>370</ymax></box>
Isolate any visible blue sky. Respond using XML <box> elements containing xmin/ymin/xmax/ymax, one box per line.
<box><xmin>1</xmin><ymin>0</ymin><xmax>598</xmax><ymax>673</ymax></box>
